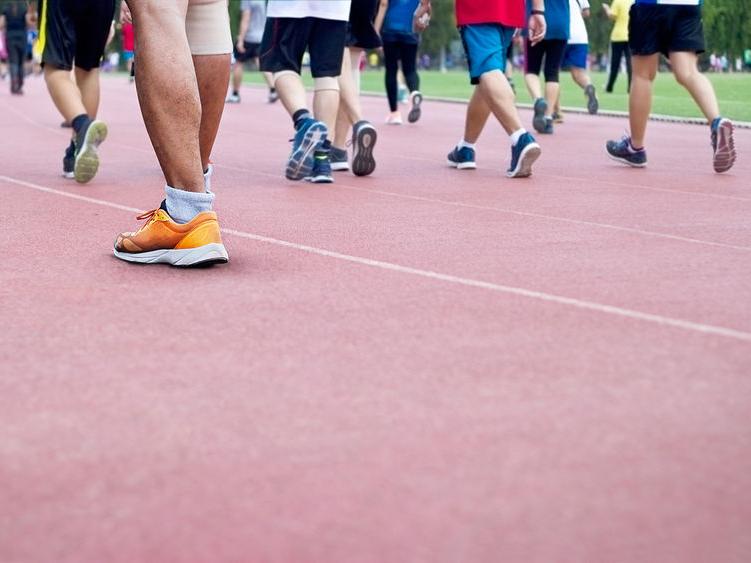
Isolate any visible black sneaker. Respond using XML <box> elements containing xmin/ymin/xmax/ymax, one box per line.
<box><xmin>711</xmin><ymin>117</ymin><xmax>736</xmax><ymax>173</ymax></box>
<box><xmin>408</xmin><ymin>91</ymin><xmax>423</xmax><ymax>123</ymax></box>
<box><xmin>606</xmin><ymin>135</ymin><xmax>647</xmax><ymax>168</ymax></box>
<box><xmin>585</xmin><ymin>84</ymin><xmax>599</xmax><ymax>115</ymax></box>
<box><xmin>330</xmin><ymin>146</ymin><xmax>349</xmax><ymax>172</ymax></box>
<box><xmin>74</xmin><ymin>119</ymin><xmax>108</xmax><ymax>183</ymax></box>
<box><xmin>507</xmin><ymin>133</ymin><xmax>541</xmax><ymax>178</ymax></box>
<box><xmin>447</xmin><ymin>146</ymin><xmax>477</xmax><ymax>170</ymax></box>
<box><xmin>351</xmin><ymin>120</ymin><xmax>377</xmax><ymax>177</ymax></box>
<box><xmin>63</xmin><ymin>142</ymin><xmax>75</xmax><ymax>179</ymax></box>
<box><xmin>532</xmin><ymin>97</ymin><xmax>548</xmax><ymax>133</ymax></box>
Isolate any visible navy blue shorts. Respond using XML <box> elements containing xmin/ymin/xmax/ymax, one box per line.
<box><xmin>561</xmin><ymin>43</ymin><xmax>588</xmax><ymax>69</ymax></box>
<box><xmin>459</xmin><ymin>24</ymin><xmax>516</xmax><ymax>85</ymax></box>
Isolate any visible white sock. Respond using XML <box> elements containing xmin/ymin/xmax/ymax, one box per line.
<box><xmin>509</xmin><ymin>128</ymin><xmax>526</xmax><ymax>146</ymax></box>
<box><xmin>457</xmin><ymin>139</ymin><xmax>476</xmax><ymax>150</ymax></box>
<box><xmin>165</xmin><ymin>185</ymin><xmax>214</xmax><ymax>224</ymax></box>
<box><xmin>204</xmin><ymin>164</ymin><xmax>214</xmax><ymax>194</ymax></box>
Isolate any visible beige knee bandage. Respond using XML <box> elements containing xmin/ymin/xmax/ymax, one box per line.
<box><xmin>185</xmin><ymin>0</ymin><xmax>232</xmax><ymax>56</ymax></box>
<box><xmin>314</xmin><ymin>76</ymin><xmax>339</xmax><ymax>92</ymax></box>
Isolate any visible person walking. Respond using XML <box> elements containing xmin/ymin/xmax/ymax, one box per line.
<box><xmin>605</xmin><ymin>0</ymin><xmax>736</xmax><ymax>173</ymax></box>
<box><xmin>602</xmin><ymin>0</ymin><xmax>632</xmax><ymax>93</ymax></box>
<box><xmin>379</xmin><ymin>0</ymin><xmax>424</xmax><ymax>125</ymax></box>
<box><xmin>523</xmin><ymin>0</ymin><xmax>570</xmax><ymax>134</ymax></box>
<box><xmin>0</xmin><ymin>1</ymin><xmax>31</xmax><ymax>94</ymax></box>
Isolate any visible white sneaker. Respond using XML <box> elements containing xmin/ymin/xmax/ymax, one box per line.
<box><xmin>225</xmin><ymin>93</ymin><xmax>241</xmax><ymax>104</ymax></box>
<box><xmin>386</xmin><ymin>113</ymin><xmax>403</xmax><ymax>125</ymax></box>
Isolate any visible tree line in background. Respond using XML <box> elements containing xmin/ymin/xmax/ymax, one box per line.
<box><xmin>415</xmin><ymin>0</ymin><xmax>751</xmax><ymax>63</ymax></box>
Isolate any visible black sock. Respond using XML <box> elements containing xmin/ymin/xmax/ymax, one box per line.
<box><xmin>71</xmin><ymin>114</ymin><xmax>90</xmax><ymax>134</ymax></box>
<box><xmin>292</xmin><ymin>109</ymin><xmax>312</xmax><ymax>130</ymax></box>
<box><xmin>270</xmin><ymin>87</ymin><xmax>276</xmax><ymax>93</ymax></box>
<box><xmin>233</xmin><ymin>90</ymin><xmax>239</xmax><ymax>96</ymax></box>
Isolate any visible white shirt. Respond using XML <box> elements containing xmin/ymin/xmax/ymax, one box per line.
<box><xmin>266</xmin><ymin>0</ymin><xmax>351</xmax><ymax>22</ymax></box>
<box><xmin>568</xmin><ymin>0</ymin><xmax>590</xmax><ymax>45</ymax></box>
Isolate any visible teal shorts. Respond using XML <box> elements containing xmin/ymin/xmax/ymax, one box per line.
<box><xmin>459</xmin><ymin>24</ymin><xmax>516</xmax><ymax>85</ymax></box>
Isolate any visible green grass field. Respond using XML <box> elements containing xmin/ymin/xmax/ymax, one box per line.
<box><xmin>244</xmin><ymin>69</ymin><xmax>751</xmax><ymax>122</ymax></box>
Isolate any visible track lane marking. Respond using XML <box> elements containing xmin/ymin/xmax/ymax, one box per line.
<box><xmin>3</xmin><ymin>174</ymin><xmax>750</xmax><ymax>343</ymax></box>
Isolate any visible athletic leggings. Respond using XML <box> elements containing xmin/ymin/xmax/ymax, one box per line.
<box><xmin>606</xmin><ymin>41</ymin><xmax>632</xmax><ymax>92</ymax></box>
<box><xmin>383</xmin><ymin>39</ymin><xmax>419</xmax><ymax>112</ymax></box>
<box><xmin>525</xmin><ymin>38</ymin><xmax>567</xmax><ymax>82</ymax></box>
<box><xmin>6</xmin><ymin>32</ymin><xmax>26</xmax><ymax>92</ymax></box>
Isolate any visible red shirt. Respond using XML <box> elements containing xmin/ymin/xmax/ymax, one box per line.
<box><xmin>122</xmin><ymin>23</ymin><xmax>135</xmax><ymax>52</ymax></box>
<box><xmin>455</xmin><ymin>0</ymin><xmax>525</xmax><ymax>28</ymax></box>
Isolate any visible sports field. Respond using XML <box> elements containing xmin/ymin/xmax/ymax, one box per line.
<box><xmin>244</xmin><ymin>69</ymin><xmax>751</xmax><ymax>122</ymax></box>
<box><xmin>1</xmin><ymin>77</ymin><xmax>750</xmax><ymax>562</ymax></box>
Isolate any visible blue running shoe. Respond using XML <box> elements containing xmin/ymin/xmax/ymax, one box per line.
<box><xmin>305</xmin><ymin>146</ymin><xmax>334</xmax><ymax>184</ymax></box>
<box><xmin>711</xmin><ymin>117</ymin><xmax>736</xmax><ymax>173</ymax></box>
<box><xmin>447</xmin><ymin>146</ymin><xmax>476</xmax><ymax>170</ymax></box>
<box><xmin>286</xmin><ymin>118</ymin><xmax>328</xmax><ymax>181</ymax></box>
<box><xmin>606</xmin><ymin>135</ymin><xmax>647</xmax><ymax>168</ymax></box>
<box><xmin>507</xmin><ymin>133</ymin><xmax>541</xmax><ymax>178</ymax></box>
<box><xmin>532</xmin><ymin>97</ymin><xmax>548</xmax><ymax>133</ymax></box>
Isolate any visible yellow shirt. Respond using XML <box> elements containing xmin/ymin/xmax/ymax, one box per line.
<box><xmin>610</xmin><ymin>0</ymin><xmax>633</xmax><ymax>42</ymax></box>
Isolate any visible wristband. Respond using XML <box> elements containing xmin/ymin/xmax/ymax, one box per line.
<box><xmin>531</xmin><ymin>9</ymin><xmax>545</xmax><ymax>15</ymax></box>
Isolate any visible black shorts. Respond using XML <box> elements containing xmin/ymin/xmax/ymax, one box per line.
<box><xmin>346</xmin><ymin>0</ymin><xmax>381</xmax><ymax>49</ymax></box>
<box><xmin>525</xmin><ymin>38</ymin><xmax>567</xmax><ymax>82</ymax></box>
<box><xmin>629</xmin><ymin>4</ymin><xmax>705</xmax><ymax>57</ymax></box>
<box><xmin>38</xmin><ymin>0</ymin><xmax>115</xmax><ymax>71</ymax></box>
<box><xmin>234</xmin><ymin>41</ymin><xmax>260</xmax><ymax>63</ymax></box>
<box><xmin>260</xmin><ymin>17</ymin><xmax>347</xmax><ymax>78</ymax></box>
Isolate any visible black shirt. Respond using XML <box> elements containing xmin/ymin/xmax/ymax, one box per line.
<box><xmin>2</xmin><ymin>3</ymin><xmax>28</xmax><ymax>33</ymax></box>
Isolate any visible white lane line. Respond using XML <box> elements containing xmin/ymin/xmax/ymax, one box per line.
<box><xmin>214</xmin><ymin>163</ymin><xmax>751</xmax><ymax>252</ymax></box>
<box><xmin>3</xmin><ymin>174</ymin><xmax>751</xmax><ymax>343</ymax></box>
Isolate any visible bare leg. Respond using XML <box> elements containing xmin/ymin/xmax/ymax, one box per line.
<box><xmin>313</xmin><ymin>89</ymin><xmax>340</xmax><ymax>132</ymax></box>
<box><xmin>274</xmin><ymin>72</ymin><xmax>309</xmax><ymax>117</ymax></box>
<box><xmin>463</xmin><ymin>86</ymin><xmax>492</xmax><ymax>143</ymax></box>
<box><xmin>669</xmin><ymin>51</ymin><xmax>720</xmax><ymax>123</ymax></box>
<box><xmin>262</xmin><ymin>71</ymin><xmax>274</xmax><ymax>88</ymax></box>
<box><xmin>543</xmin><ymin>81</ymin><xmax>559</xmax><ymax>117</ymax></box>
<box><xmin>629</xmin><ymin>54</ymin><xmax>659</xmax><ymax>148</ymax></box>
<box><xmin>194</xmin><ymin>54</ymin><xmax>230</xmax><ymax>171</ymax></box>
<box><xmin>570</xmin><ymin>67</ymin><xmax>591</xmax><ymax>89</ymax></box>
<box><xmin>524</xmin><ymin>73</ymin><xmax>542</xmax><ymax>101</ymax></box>
<box><xmin>43</xmin><ymin>66</ymin><xmax>87</xmax><ymax>122</ymax></box>
<box><xmin>74</xmin><ymin>67</ymin><xmax>101</xmax><ymax>118</ymax></box>
<box><xmin>334</xmin><ymin>47</ymin><xmax>363</xmax><ymax>150</ymax></box>
<box><xmin>130</xmin><ymin>0</ymin><xmax>204</xmax><ymax>192</ymax></box>
<box><xmin>479</xmin><ymin>70</ymin><xmax>522</xmax><ymax>134</ymax></box>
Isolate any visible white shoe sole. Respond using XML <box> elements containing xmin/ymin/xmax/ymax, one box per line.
<box><xmin>606</xmin><ymin>151</ymin><xmax>647</xmax><ymax>168</ymax></box>
<box><xmin>114</xmin><ymin>243</ymin><xmax>229</xmax><ymax>267</ymax></box>
<box><xmin>447</xmin><ymin>160</ymin><xmax>477</xmax><ymax>170</ymax></box>
<box><xmin>507</xmin><ymin>143</ymin><xmax>542</xmax><ymax>178</ymax></box>
<box><xmin>74</xmin><ymin>120</ymin><xmax>108</xmax><ymax>184</ymax></box>
<box><xmin>713</xmin><ymin>119</ymin><xmax>736</xmax><ymax>173</ymax></box>
<box><xmin>330</xmin><ymin>161</ymin><xmax>350</xmax><ymax>172</ymax></box>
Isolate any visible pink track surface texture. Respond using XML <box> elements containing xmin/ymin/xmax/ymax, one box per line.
<box><xmin>1</xmin><ymin>78</ymin><xmax>750</xmax><ymax>563</ymax></box>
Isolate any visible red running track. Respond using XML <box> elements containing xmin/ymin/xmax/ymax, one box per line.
<box><xmin>1</xmin><ymin>76</ymin><xmax>750</xmax><ymax>562</ymax></box>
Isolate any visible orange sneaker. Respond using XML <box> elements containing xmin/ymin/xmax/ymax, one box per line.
<box><xmin>114</xmin><ymin>203</ymin><xmax>229</xmax><ymax>266</ymax></box>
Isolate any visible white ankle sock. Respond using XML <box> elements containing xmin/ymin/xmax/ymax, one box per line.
<box><xmin>509</xmin><ymin>128</ymin><xmax>526</xmax><ymax>146</ymax></box>
<box><xmin>458</xmin><ymin>139</ymin><xmax>476</xmax><ymax>150</ymax></box>
<box><xmin>165</xmin><ymin>185</ymin><xmax>214</xmax><ymax>224</ymax></box>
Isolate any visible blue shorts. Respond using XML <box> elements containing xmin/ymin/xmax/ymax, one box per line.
<box><xmin>459</xmin><ymin>24</ymin><xmax>516</xmax><ymax>85</ymax></box>
<box><xmin>561</xmin><ymin>43</ymin><xmax>588</xmax><ymax>70</ymax></box>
